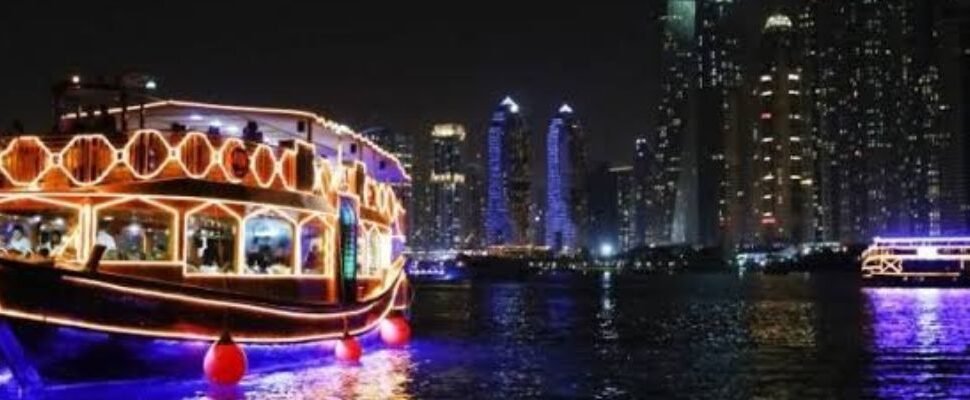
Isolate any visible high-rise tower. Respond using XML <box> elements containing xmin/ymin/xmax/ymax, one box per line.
<box><xmin>654</xmin><ymin>0</ymin><xmax>741</xmax><ymax>246</ymax></box>
<box><xmin>485</xmin><ymin>97</ymin><xmax>532</xmax><ymax>246</ymax></box>
<box><xmin>752</xmin><ymin>14</ymin><xmax>813</xmax><ymax>245</ymax></box>
<box><xmin>429</xmin><ymin>124</ymin><xmax>466</xmax><ymax>250</ymax></box>
<box><xmin>545</xmin><ymin>104</ymin><xmax>589</xmax><ymax>252</ymax></box>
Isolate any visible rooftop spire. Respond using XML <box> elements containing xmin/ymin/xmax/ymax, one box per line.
<box><xmin>500</xmin><ymin>96</ymin><xmax>519</xmax><ymax>113</ymax></box>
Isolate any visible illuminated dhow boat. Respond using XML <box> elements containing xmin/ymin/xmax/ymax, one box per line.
<box><xmin>0</xmin><ymin>77</ymin><xmax>412</xmax><ymax>383</ymax></box>
<box><xmin>861</xmin><ymin>237</ymin><xmax>970</xmax><ymax>283</ymax></box>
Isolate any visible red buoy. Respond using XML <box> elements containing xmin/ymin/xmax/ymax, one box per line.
<box><xmin>379</xmin><ymin>315</ymin><xmax>411</xmax><ymax>347</ymax></box>
<box><xmin>204</xmin><ymin>332</ymin><xmax>247</xmax><ymax>385</ymax></box>
<box><xmin>335</xmin><ymin>335</ymin><xmax>362</xmax><ymax>363</ymax></box>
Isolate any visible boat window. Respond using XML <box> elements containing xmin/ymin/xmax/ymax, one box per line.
<box><xmin>185</xmin><ymin>206</ymin><xmax>238</xmax><ymax>274</ymax></box>
<box><xmin>300</xmin><ymin>218</ymin><xmax>332</xmax><ymax>275</ymax></box>
<box><xmin>0</xmin><ymin>205</ymin><xmax>79</xmax><ymax>260</ymax></box>
<box><xmin>97</xmin><ymin>203</ymin><xmax>174</xmax><ymax>262</ymax></box>
<box><xmin>243</xmin><ymin>214</ymin><xmax>294</xmax><ymax>274</ymax></box>
<box><xmin>359</xmin><ymin>226</ymin><xmax>391</xmax><ymax>278</ymax></box>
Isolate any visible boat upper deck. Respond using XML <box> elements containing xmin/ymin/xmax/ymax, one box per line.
<box><xmin>57</xmin><ymin>99</ymin><xmax>409</xmax><ymax>184</ymax></box>
<box><xmin>869</xmin><ymin>237</ymin><xmax>970</xmax><ymax>248</ymax></box>
<box><xmin>864</xmin><ymin>237</ymin><xmax>970</xmax><ymax>257</ymax></box>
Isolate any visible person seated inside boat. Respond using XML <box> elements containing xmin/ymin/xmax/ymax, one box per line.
<box><xmin>244</xmin><ymin>237</ymin><xmax>292</xmax><ymax>275</ymax></box>
<box><xmin>95</xmin><ymin>228</ymin><xmax>118</xmax><ymax>259</ymax></box>
<box><xmin>245</xmin><ymin>237</ymin><xmax>269</xmax><ymax>273</ymax></box>
<box><xmin>302</xmin><ymin>243</ymin><xmax>324</xmax><ymax>274</ymax></box>
<box><xmin>35</xmin><ymin>231</ymin><xmax>62</xmax><ymax>258</ymax></box>
<box><xmin>195</xmin><ymin>237</ymin><xmax>223</xmax><ymax>273</ymax></box>
<box><xmin>6</xmin><ymin>225</ymin><xmax>32</xmax><ymax>256</ymax></box>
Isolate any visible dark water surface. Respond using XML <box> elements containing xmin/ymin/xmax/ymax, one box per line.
<box><xmin>29</xmin><ymin>272</ymin><xmax>970</xmax><ymax>399</ymax></box>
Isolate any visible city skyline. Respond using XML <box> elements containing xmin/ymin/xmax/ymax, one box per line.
<box><xmin>0</xmin><ymin>1</ymin><xmax>783</xmax><ymax>168</ymax></box>
<box><xmin>4</xmin><ymin>0</ymin><xmax>970</xmax><ymax>250</ymax></box>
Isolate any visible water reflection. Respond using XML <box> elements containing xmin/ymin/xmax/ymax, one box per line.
<box><xmin>225</xmin><ymin>349</ymin><xmax>414</xmax><ymax>400</ymax></box>
<box><xmin>33</xmin><ymin>275</ymin><xmax>970</xmax><ymax>399</ymax></box>
<box><xmin>864</xmin><ymin>288</ymin><xmax>970</xmax><ymax>398</ymax></box>
<box><xmin>43</xmin><ymin>348</ymin><xmax>415</xmax><ymax>400</ymax></box>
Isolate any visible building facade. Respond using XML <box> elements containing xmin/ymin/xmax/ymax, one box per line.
<box><xmin>428</xmin><ymin>124</ymin><xmax>466</xmax><ymax>250</ymax></box>
<box><xmin>799</xmin><ymin>0</ymin><xmax>957</xmax><ymax>243</ymax></box>
<box><xmin>611</xmin><ymin>166</ymin><xmax>637</xmax><ymax>252</ymax></box>
<box><xmin>751</xmin><ymin>14</ymin><xmax>813</xmax><ymax>245</ymax></box>
<box><xmin>545</xmin><ymin>104</ymin><xmax>589</xmax><ymax>252</ymax></box>
<box><xmin>653</xmin><ymin>0</ymin><xmax>742</xmax><ymax>247</ymax></box>
<box><xmin>485</xmin><ymin>97</ymin><xmax>532</xmax><ymax>246</ymax></box>
<box><xmin>938</xmin><ymin>1</ymin><xmax>970</xmax><ymax>235</ymax></box>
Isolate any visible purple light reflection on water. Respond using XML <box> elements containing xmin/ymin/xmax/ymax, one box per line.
<box><xmin>15</xmin><ymin>327</ymin><xmax>399</xmax><ymax>399</ymax></box>
<box><xmin>864</xmin><ymin>288</ymin><xmax>970</xmax><ymax>399</ymax></box>
<box><xmin>37</xmin><ymin>345</ymin><xmax>417</xmax><ymax>400</ymax></box>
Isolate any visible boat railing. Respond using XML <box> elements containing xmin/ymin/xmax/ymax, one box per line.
<box><xmin>0</xmin><ymin>130</ymin><xmax>318</xmax><ymax>193</ymax></box>
<box><xmin>0</xmin><ymin>130</ymin><xmax>403</xmax><ymax>223</ymax></box>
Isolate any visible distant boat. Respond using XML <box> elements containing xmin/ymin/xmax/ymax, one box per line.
<box><xmin>861</xmin><ymin>236</ymin><xmax>970</xmax><ymax>284</ymax></box>
<box><xmin>406</xmin><ymin>258</ymin><xmax>469</xmax><ymax>284</ymax></box>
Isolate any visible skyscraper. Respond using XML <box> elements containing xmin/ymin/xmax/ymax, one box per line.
<box><xmin>545</xmin><ymin>104</ymin><xmax>589</xmax><ymax>252</ymax></box>
<box><xmin>654</xmin><ymin>0</ymin><xmax>741</xmax><ymax>247</ymax></box>
<box><xmin>802</xmin><ymin>0</ymin><xmax>955</xmax><ymax>242</ymax></box>
<box><xmin>654</xmin><ymin>0</ymin><xmax>695</xmax><ymax>245</ymax></box>
<box><xmin>588</xmin><ymin>163</ymin><xmax>636</xmax><ymax>254</ymax></box>
<box><xmin>939</xmin><ymin>1</ymin><xmax>970</xmax><ymax>234</ymax></box>
<box><xmin>428</xmin><ymin>124</ymin><xmax>465</xmax><ymax>250</ymax></box>
<box><xmin>463</xmin><ymin>149</ymin><xmax>487</xmax><ymax>250</ymax></box>
<box><xmin>485</xmin><ymin>97</ymin><xmax>532</xmax><ymax>246</ymax></box>
<box><xmin>633</xmin><ymin>134</ymin><xmax>658</xmax><ymax>245</ymax></box>
<box><xmin>611</xmin><ymin>166</ymin><xmax>637</xmax><ymax>252</ymax></box>
<box><xmin>797</xmin><ymin>0</ymin><xmax>836</xmax><ymax>243</ymax></box>
<box><xmin>752</xmin><ymin>14</ymin><xmax>813</xmax><ymax>245</ymax></box>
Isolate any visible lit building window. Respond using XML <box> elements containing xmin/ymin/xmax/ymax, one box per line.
<box><xmin>760</xmin><ymin>75</ymin><xmax>772</xmax><ymax>82</ymax></box>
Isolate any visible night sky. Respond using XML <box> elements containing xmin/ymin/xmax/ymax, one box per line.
<box><xmin>0</xmin><ymin>1</ymin><xmax>770</xmax><ymax>166</ymax></box>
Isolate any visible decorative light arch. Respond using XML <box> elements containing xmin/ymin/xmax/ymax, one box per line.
<box><xmin>0</xmin><ymin>136</ymin><xmax>54</xmax><ymax>187</ymax></box>
<box><xmin>176</xmin><ymin>132</ymin><xmax>218</xmax><ymax>179</ymax></box>
<box><xmin>250</xmin><ymin>145</ymin><xmax>280</xmax><ymax>188</ymax></box>
<box><xmin>124</xmin><ymin>130</ymin><xmax>172</xmax><ymax>180</ymax></box>
<box><xmin>218</xmin><ymin>138</ymin><xmax>249</xmax><ymax>184</ymax></box>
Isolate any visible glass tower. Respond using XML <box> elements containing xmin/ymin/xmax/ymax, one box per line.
<box><xmin>544</xmin><ymin>104</ymin><xmax>589</xmax><ymax>253</ymax></box>
<box><xmin>485</xmin><ymin>97</ymin><xmax>532</xmax><ymax>246</ymax></box>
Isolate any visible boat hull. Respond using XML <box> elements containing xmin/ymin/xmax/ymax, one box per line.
<box><xmin>0</xmin><ymin>260</ymin><xmax>409</xmax><ymax>384</ymax></box>
<box><xmin>0</xmin><ymin>259</ymin><xmax>409</xmax><ymax>343</ymax></box>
